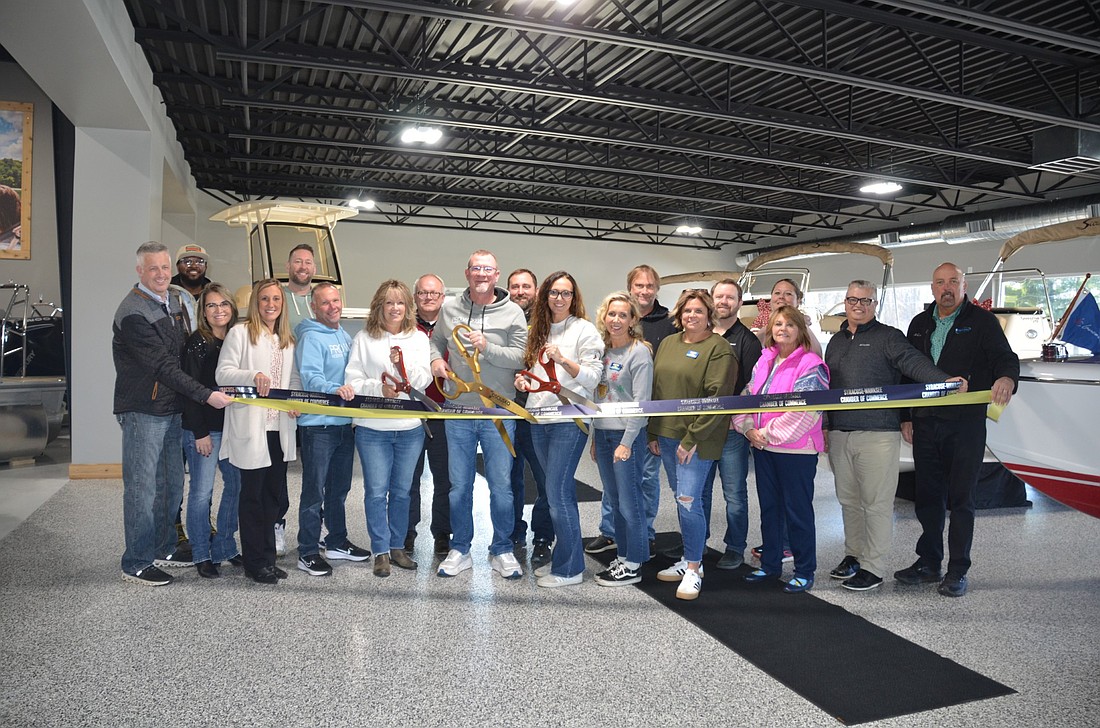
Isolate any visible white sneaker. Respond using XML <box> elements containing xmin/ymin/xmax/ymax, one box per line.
<box><xmin>437</xmin><ymin>549</ymin><xmax>473</xmax><ymax>577</ymax></box>
<box><xmin>657</xmin><ymin>559</ymin><xmax>703</xmax><ymax>582</ymax></box>
<box><xmin>536</xmin><ymin>573</ymin><xmax>583</xmax><ymax>588</ymax></box>
<box><xmin>274</xmin><ymin>522</ymin><xmax>286</xmax><ymax>557</ymax></box>
<box><xmin>676</xmin><ymin>569</ymin><xmax>702</xmax><ymax>600</ymax></box>
<box><xmin>534</xmin><ymin>561</ymin><xmax>553</xmax><ymax>577</ymax></box>
<box><xmin>491</xmin><ymin>552</ymin><xmax>523</xmax><ymax>580</ymax></box>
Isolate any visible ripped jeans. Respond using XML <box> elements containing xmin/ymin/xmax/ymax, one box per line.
<box><xmin>657</xmin><ymin>436</ymin><xmax>716</xmax><ymax>564</ymax></box>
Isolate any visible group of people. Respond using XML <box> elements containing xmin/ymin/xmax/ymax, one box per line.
<box><xmin>114</xmin><ymin>240</ymin><xmax>1018</xmax><ymax>600</ymax></box>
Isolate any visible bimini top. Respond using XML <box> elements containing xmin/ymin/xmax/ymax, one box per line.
<box><xmin>210</xmin><ymin>201</ymin><xmax>358</xmax><ymax>228</ymax></box>
<box><xmin>997</xmin><ymin>217</ymin><xmax>1100</xmax><ymax>266</ymax></box>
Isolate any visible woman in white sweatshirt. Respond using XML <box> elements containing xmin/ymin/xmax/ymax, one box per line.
<box><xmin>346</xmin><ymin>280</ymin><xmax>431</xmax><ymax>578</ymax></box>
<box><xmin>216</xmin><ymin>278</ymin><xmax>300</xmax><ymax>585</ymax></box>
<box><xmin>515</xmin><ymin>271</ymin><xmax>603</xmax><ymax>588</ymax></box>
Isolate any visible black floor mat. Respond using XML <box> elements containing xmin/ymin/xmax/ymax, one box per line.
<box><xmin>590</xmin><ymin>533</ymin><xmax>1015</xmax><ymax>725</ymax></box>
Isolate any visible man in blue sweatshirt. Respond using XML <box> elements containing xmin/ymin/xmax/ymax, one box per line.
<box><xmin>294</xmin><ymin>281</ymin><xmax>371</xmax><ymax>577</ymax></box>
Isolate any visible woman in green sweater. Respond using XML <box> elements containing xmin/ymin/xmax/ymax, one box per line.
<box><xmin>648</xmin><ymin>289</ymin><xmax>737</xmax><ymax>600</ymax></box>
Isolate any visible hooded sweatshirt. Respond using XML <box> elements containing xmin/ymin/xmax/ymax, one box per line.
<box><xmin>294</xmin><ymin>317</ymin><xmax>354</xmax><ymax>427</ymax></box>
<box><xmin>429</xmin><ymin>287</ymin><xmax>528</xmax><ymax>408</ymax></box>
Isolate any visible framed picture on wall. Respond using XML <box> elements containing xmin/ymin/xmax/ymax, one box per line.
<box><xmin>0</xmin><ymin>101</ymin><xmax>33</xmax><ymax>260</ymax></box>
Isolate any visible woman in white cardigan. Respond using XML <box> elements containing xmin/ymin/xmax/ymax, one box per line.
<box><xmin>345</xmin><ymin>279</ymin><xmax>430</xmax><ymax>578</ymax></box>
<box><xmin>217</xmin><ymin>278</ymin><xmax>300</xmax><ymax>584</ymax></box>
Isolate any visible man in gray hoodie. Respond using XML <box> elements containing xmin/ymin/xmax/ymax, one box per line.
<box><xmin>430</xmin><ymin>250</ymin><xmax>528</xmax><ymax>579</ymax></box>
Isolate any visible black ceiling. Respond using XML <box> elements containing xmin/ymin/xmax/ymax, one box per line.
<box><xmin>122</xmin><ymin>0</ymin><xmax>1100</xmax><ymax>250</ymax></box>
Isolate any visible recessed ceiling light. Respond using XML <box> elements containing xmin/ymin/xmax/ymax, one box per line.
<box><xmin>347</xmin><ymin>197</ymin><xmax>376</xmax><ymax>210</ymax></box>
<box><xmin>860</xmin><ymin>181</ymin><xmax>903</xmax><ymax>195</ymax></box>
<box><xmin>400</xmin><ymin>126</ymin><xmax>443</xmax><ymax>144</ymax></box>
<box><xmin>675</xmin><ymin>225</ymin><xmax>703</xmax><ymax>235</ymax></box>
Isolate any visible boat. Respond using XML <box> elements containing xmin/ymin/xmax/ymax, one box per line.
<box><xmin>975</xmin><ymin>218</ymin><xmax>1100</xmax><ymax>518</ymax></box>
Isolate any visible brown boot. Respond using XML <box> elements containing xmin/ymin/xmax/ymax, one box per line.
<box><xmin>390</xmin><ymin>548</ymin><xmax>418</xmax><ymax>570</ymax></box>
<box><xmin>373</xmin><ymin>553</ymin><xmax>391</xmax><ymax>577</ymax></box>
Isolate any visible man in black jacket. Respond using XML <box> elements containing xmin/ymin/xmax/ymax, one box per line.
<box><xmin>114</xmin><ymin>241</ymin><xmax>232</xmax><ymax>586</ymax></box>
<box><xmin>825</xmin><ymin>280</ymin><xmax>962</xmax><ymax>592</ymax></box>
<box><xmin>896</xmin><ymin>263</ymin><xmax>1018</xmax><ymax>597</ymax></box>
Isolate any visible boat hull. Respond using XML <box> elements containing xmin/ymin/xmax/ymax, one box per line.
<box><xmin>985</xmin><ymin>357</ymin><xmax>1100</xmax><ymax>518</ymax></box>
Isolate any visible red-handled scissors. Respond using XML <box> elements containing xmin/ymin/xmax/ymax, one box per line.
<box><xmin>519</xmin><ymin>348</ymin><xmax>600</xmax><ymax>433</ymax></box>
<box><xmin>382</xmin><ymin>346</ymin><xmax>442</xmax><ymax>413</ymax></box>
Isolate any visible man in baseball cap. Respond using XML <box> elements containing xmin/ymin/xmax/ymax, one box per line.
<box><xmin>171</xmin><ymin>243</ymin><xmax>212</xmax><ymax>298</ymax></box>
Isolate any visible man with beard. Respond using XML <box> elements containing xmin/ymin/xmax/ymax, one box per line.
<box><xmin>406</xmin><ymin>273</ymin><xmax>454</xmax><ymax>557</ymax></box>
<box><xmin>171</xmin><ymin>243</ymin><xmax>212</xmax><ymax>299</ymax></box>
<box><xmin>506</xmin><ymin>269</ymin><xmax>552</xmax><ymax>566</ymax></box>
<box><xmin>898</xmin><ymin>262</ymin><xmax>1018</xmax><ymax>598</ymax></box>
<box><xmin>430</xmin><ymin>251</ymin><xmax>527</xmax><ymax>579</ymax></box>
<box><xmin>705</xmin><ymin>278</ymin><xmax>763</xmax><ymax>570</ymax></box>
<box><xmin>283</xmin><ymin>244</ymin><xmax>317</xmax><ymax>331</ymax></box>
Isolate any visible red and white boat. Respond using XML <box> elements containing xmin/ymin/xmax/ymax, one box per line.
<box><xmin>985</xmin><ymin>356</ymin><xmax>1100</xmax><ymax>518</ymax></box>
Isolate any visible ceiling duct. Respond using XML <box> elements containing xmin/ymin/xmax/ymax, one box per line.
<box><xmin>1030</xmin><ymin>125</ymin><xmax>1100</xmax><ymax>175</ymax></box>
<box><xmin>744</xmin><ymin>195</ymin><xmax>1100</xmax><ymax>264</ymax></box>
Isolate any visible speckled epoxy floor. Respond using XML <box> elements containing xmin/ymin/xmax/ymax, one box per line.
<box><xmin>0</xmin><ymin>443</ymin><xmax>1097</xmax><ymax>727</ymax></box>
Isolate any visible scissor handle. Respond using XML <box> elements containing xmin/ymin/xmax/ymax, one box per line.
<box><xmin>518</xmin><ymin>368</ymin><xmax>560</xmax><ymax>394</ymax></box>
<box><xmin>451</xmin><ymin>324</ymin><xmax>480</xmax><ymax>373</ymax></box>
<box><xmin>434</xmin><ymin>371</ymin><xmax>473</xmax><ymax>400</ymax></box>
<box><xmin>382</xmin><ymin>371</ymin><xmax>410</xmax><ymax>394</ymax></box>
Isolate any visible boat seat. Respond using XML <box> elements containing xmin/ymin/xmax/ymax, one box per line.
<box><xmin>819</xmin><ymin>314</ymin><xmax>846</xmax><ymax>334</ymax></box>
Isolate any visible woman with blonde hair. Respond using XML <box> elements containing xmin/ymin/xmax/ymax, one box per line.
<box><xmin>346</xmin><ymin>279</ymin><xmax>430</xmax><ymax>577</ymax></box>
<box><xmin>734</xmin><ymin>305</ymin><xmax>829</xmax><ymax>593</ymax></box>
<box><xmin>590</xmin><ymin>292</ymin><xmax>653</xmax><ymax>586</ymax></box>
<box><xmin>516</xmin><ymin>271</ymin><xmax>603</xmax><ymax>588</ymax></box>
<box><xmin>217</xmin><ymin>279</ymin><xmax>300</xmax><ymax>584</ymax></box>
<box><xmin>182</xmin><ymin>283</ymin><xmax>242</xmax><ymax>578</ymax></box>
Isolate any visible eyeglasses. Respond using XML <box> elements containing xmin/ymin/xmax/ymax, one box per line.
<box><xmin>547</xmin><ymin>289</ymin><xmax>574</xmax><ymax>299</ymax></box>
<box><xmin>416</xmin><ymin>291</ymin><xmax>443</xmax><ymax>299</ymax></box>
<box><xmin>204</xmin><ymin>301</ymin><xmax>232</xmax><ymax>310</ymax></box>
<box><xmin>180</xmin><ymin>257</ymin><xmax>206</xmax><ymax>267</ymax></box>
<box><xmin>845</xmin><ymin>297</ymin><xmax>876</xmax><ymax>306</ymax></box>
<box><xmin>467</xmin><ymin>265</ymin><xmax>497</xmax><ymax>274</ymax></box>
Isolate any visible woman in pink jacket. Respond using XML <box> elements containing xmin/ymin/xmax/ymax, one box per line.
<box><xmin>734</xmin><ymin>305</ymin><xmax>829</xmax><ymax>593</ymax></box>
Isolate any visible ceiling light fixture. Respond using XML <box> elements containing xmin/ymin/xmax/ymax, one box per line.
<box><xmin>675</xmin><ymin>225</ymin><xmax>703</xmax><ymax>235</ymax></box>
<box><xmin>347</xmin><ymin>197</ymin><xmax>376</xmax><ymax>210</ymax></box>
<box><xmin>400</xmin><ymin>125</ymin><xmax>443</xmax><ymax>144</ymax></box>
<box><xmin>859</xmin><ymin>180</ymin><xmax>903</xmax><ymax>195</ymax></box>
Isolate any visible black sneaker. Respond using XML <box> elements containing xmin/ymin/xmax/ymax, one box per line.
<box><xmin>584</xmin><ymin>534</ymin><xmax>616</xmax><ymax>554</ymax></box>
<box><xmin>938</xmin><ymin>574</ymin><xmax>968</xmax><ymax>598</ymax></box>
<box><xmin>325</xmin><ymin>541</ymin><xmax>371</xmax><ymax>562</ymax></box>
<box><xmin>531</xmin><ymin>541</ymin><xmax>552</xmax><ymax>566</ymax></box>
<box><xmin>155</xmin><ymin>544</ymin><xmax>194</xmax><ymax>568</ymax></box>
<box><xmin>195</xmin><ymin>560</ymin><xmax>220</xmax><ymax>579</ymax></box>
<box><xmin>227</xmin><ymin>554</ymin><xmax>244</xmax><ymax>567</ymax></box>
<box><xmin>246</xmin><ymin>567</ymin><xmax>278</xmax><ymax>584</ymax></box>
<box><xmin>298</xmin><ymin>553</ymin><xmax>333</xmax><ymax>576</ymax></box>
<box><xmin>122</xmin><ymin>565</ymin><xmax>173</xmax><ymax>587</ymax></box>
<box><xmin>894</xmin><ymin>560</ymin><xmax>942</xmax><ymax>585</ymax></box>
<box><xmin>273</xmin><ymin>566</ymin><xmax>288</xmax><ymax>580</ymax></box>
<box><xmin>841</xmin><ymin>569</ymin><xmax>883</xmax><ymax>591</ymax></box>
<box><xmin>830</xmin><ymin>555</ymin><xmax>861</xmax><ymax>579</ymax></box>
<box><xmin>595</xmin><ymin>561</ymin><xmax>641</xmax><ymax>587</ymax></box>
<box><xmin>433</xmin><ymin>534</ymin><xmax>450</xmax><ymax>556</ymax></box>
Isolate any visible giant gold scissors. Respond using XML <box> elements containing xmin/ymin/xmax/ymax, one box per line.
<box><xmin>518</xmin><ymin>347</ymin><xmax>601</xmax><ymax>434</ymax></box>
<box><xmin>435</xmin><ymin>323</ymin><xmax>535</xmax><ymax>456</ymax></box>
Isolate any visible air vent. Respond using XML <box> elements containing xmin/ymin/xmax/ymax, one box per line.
<box><xmin>879</xmin><ymin>231</ymin><xmax>900</xmax><ymax>245</ymax></box>
<box><xmin>1030</xmin><ymin>126</ymin><xmax>1100</xmax><ymax>174</ymax></box>
<box><xmin>966</xmin><ymin>219</ymin><xmax>994</xmax><ymax>234</ymax></box>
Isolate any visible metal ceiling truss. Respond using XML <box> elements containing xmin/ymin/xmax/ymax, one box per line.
<box><xmin>126</xmin><ymin>0</ymin><xmax>1100</xmax><ymax>249</ymax></box>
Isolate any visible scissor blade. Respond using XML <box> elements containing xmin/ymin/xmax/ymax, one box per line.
<box><xmin>473</xmin><ymin>383</ymin><xmax>538</xmax><ymax>423</ymax></box>
<box><xmin>407</xmin><ymin>387</ymin><xmax>443</xmax><ymax>413</ymax></box>
<box><xmin>557</xmin><ymin>387</ymin><xmax>601</xmax><ymax>414</ymax></box>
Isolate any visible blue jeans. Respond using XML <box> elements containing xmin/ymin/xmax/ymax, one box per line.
<box><xmin>356</xmin><ymin>426</ymin><xmax>425</xmax><ymax>554</ymax></box>
<box><xmin>299</xmin><ymin>424</ymin><xmax>355</xmax><ymax>556</ymax></box>
<box><xmin>510</xmin><ymin>419</ymin><xmax>552</xmax><ymax>544</ymax></box>
<box><xmin>706</xmin><ymin>431</ymin><xmax>750</xmax><ymax>555</ymax></box>
<box><xmin>753</xmin><ymin>448</ymin><xmax>818</xmax><ymax>580</ymax></box>
<box><xmin>657</xmin><ymin>436</ymin><xmax>715</xmax><ymax>564</ymax></box>
<box><xmin>183</xmin><ymin>429</ymin><xmax>241</xmax><ymax>564</ymax></box>
<box><xmin>530</xmin><ymin>422</ymin><xmax>588</xmax><ymax>578</ymax></box>
<box><xmin>445</xmin><ymin>418</ymin><xmax>516</xmax><ymax>557</ymax></box>
<box><xmin>118</xmin><ymin>411</ymin><xmax>184</xmax><ymax>574</ymax></box>
<box><xmin>593</xmin><ymin>429</ymin><xmax>648</xmax><ymax>566</ymax></box>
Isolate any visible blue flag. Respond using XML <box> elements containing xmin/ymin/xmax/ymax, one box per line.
<box><xmin>1061</xmin><ymin>291</ymin><xmax>1100</xmax><ymax>354</ymax></box>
